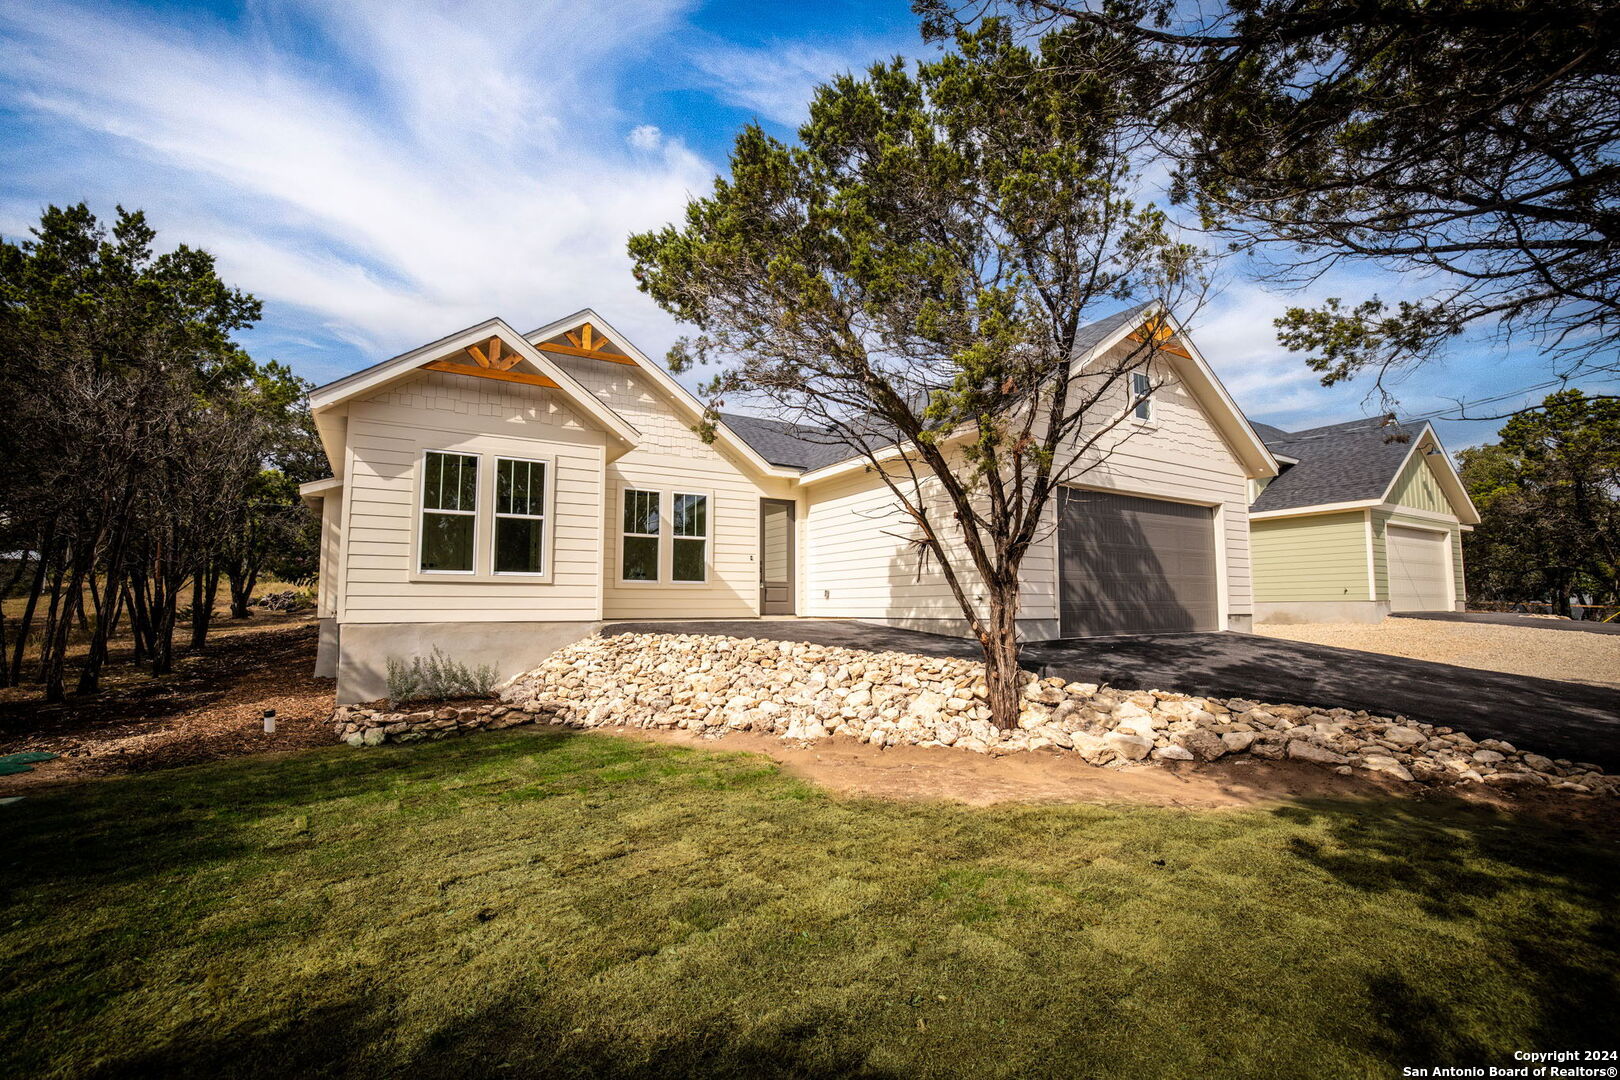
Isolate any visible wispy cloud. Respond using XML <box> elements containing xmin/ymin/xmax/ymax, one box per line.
<box><xmin>0</xmin><ymin>0</ymin><xmax>713</xmax><ymax>380</ymax></box>
<box><xmin>689</xmin><ymin>39</ymin><xmax>902</xmax><ymax>128</ymax></box>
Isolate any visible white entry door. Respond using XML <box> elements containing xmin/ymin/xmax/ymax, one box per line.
<box><xmin>1387</xmin><ymin>525</ymin><xmax>1451</xmax><ymax>611</ymax></box>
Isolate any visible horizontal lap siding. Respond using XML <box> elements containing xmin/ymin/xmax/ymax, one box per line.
<box><xmin>1252</xmin><ymin>512</ymin><xmax>1370</xmax><ymax>602</ymax></box>
<box><xmin>803</xmin><ymin>467</ymin><xmax>1009</xmax><ymax>622</ymax></box>
<box><xmin>552</xmin><ymin>356</ymin><xmax>793</xmax><ymax>619</ymax></box>
<box><xmin>801</xmin><ymin>343</ymin><xmax>1252</xmax><ymax>627</ymax></box>
<box><xmin>1037</xmin><ymin>344</ymin><xmax>1253</xmax><ymax>620</ymax></box>
<box><xmin>339</xmin><ymin>371</ymin><xmax>606</xmax><ymax>623</ymax></box>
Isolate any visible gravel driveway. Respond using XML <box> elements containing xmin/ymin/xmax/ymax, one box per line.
<box><xmin>1254</xmin><ymin>619</ymin><xmax>1620</xmax><ymax>690</ymax></box>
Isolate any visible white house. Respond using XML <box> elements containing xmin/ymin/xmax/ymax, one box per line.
<box><xmin>301</xmin><ymin>306</ymin><xmax>1278</xmax><ymax>702</ymax></box>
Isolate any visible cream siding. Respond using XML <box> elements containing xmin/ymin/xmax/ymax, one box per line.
<box><xmin>1251</xmin><ymin>512</ymin><xmax>1370</xmax><ymax>603</ymax></box>
<box><xmin>337</xmin><ymin>369</ymin><xmax>608</xmax><ymax>623</ymax></box>
<box><xmin>317</xmin><ymin>493</ymin><xmax>342</xmax><ymax>618</ymax></box>
<box><xmin>802</xmin><ymin>341</ymin><xmax>1252</xmax><ymax>630</ymax></box>
<box><xmin>550</xmin><ymin>355</ymin><xmax>795</xmax><ymax>618</ymax></box>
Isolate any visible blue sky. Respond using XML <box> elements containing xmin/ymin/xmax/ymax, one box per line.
<box><xmin>1</xmin><ymin>0</ymin><xmax>1610</xmax><ymax>449</ymax></box>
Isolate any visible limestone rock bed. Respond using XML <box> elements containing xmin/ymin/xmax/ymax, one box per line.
<box><xmin>348</xmin><ymin>632</ymin><xmax>1618</xmax><ymax>796</ymax></box>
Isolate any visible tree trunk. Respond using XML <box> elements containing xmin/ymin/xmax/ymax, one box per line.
<box><xmin>978</xmin><ymin>583</ymin><xmax>1024</xmax><ymax>730</ymax></box>
<box><xmin>190</xmin><ymin>561</ymin><xmax>221</xmax><ymax>649</ymax></box>
<box><xmin>0</xmin><ymin>553</ymin><xmax>33</xmax><ymax>690</ymax></box>
<box><xmin>42</xmin><ymin>546</ymin><xmax>94</xmax><ymax>703</ymax></box>
<box><xmin>227</xmin><ymin>558</ymin><xmax>257</xmax><ymax>620</ymax></box>
<box><xmin>76</xmin><ymin>494</ymin><xmax>136</xmax><ymax>695</ymax></box>
<box><xmin>9</xmin><ymin>536</ymin><xmax>50</xmax><ymax>685</ymax></box>
<box><xmin>35</xmin><ymin>548</ymin><xmax>69</xmax><ymax>683</ymax></box>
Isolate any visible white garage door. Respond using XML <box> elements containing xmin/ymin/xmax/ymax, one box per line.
<box><xmin>1387</xmin><ymin>525</ymin><xmax>1450</xmax><ymax>611</ymax></box>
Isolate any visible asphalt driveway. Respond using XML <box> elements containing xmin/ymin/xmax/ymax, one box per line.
<box><xmin>604</xmin><ymin>620</ymin><xmax>1620</xmax><ymax>770</ymax></box>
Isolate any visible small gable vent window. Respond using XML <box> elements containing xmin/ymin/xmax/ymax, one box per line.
<box><xmin>1132</xmin><ymin>371</ymin><xmax>1154</xmax><ymax>422</ymax></box>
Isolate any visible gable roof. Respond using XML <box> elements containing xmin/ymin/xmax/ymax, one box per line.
<box><xmin>307</xmin><ymin>316</ymin><xmax>641</xmax><ymax>452</ymax></box>
<box><xmin>523</xmin><ymin>309</ymin><xmax>801</xmax><ymax>481</ymax></box>
<box><xmin>716</xmin><ymin>302</ymin><xmax>1279</xmax><ymax>481</ymax></box>
<box><xmin>1250</xmin><ymin>416</ymin><xmax>1479</xmax><ymax>522</ymax></box>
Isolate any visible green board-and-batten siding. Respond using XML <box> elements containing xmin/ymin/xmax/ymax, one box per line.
<box><xmin>1250</xmin><ymin>511</ymin><xmax>1370</xmax><ymax>603</ymax></box>
<box><xmin>1387</xmin><ymin>450</ymin><xmax>1451</xmax><ymax>515</ymax></box>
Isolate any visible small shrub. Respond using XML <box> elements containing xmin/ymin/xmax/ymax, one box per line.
<box><xmin>385</xmin><ymin>647</ymin><xmax>498</xmax><ymax>704</ymax></box>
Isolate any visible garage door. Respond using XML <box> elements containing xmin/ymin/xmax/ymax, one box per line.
<box><xmin>1058</xmin><ymin>488</ymin><xmax>1219</xmax><ymax>637</ymax></box>
<box><xmin>1387</xmin><ymin>525</ymin><xmax>1450</xmax><ymax>611</ymax></box>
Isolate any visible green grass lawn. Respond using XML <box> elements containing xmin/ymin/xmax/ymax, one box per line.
<box><xmin>2</xmin><ymin>731</ymin><xmax>1616</xmax><ymax>1079</ymax></box>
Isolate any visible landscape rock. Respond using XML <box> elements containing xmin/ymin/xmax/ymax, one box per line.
<box><xmin>318</xmin><ymin>631</ymin><xmax>1617</xmax><ymax>799</ymax></box>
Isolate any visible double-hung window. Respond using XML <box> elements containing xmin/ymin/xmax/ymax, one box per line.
<box><xmin>1132</xmin><ymin>371</ymin><xmax>1154</xmax><ymax>422</ymax></box>
<box><xmin>622</xmin><ymin>488</ymin><xmax>661</xmax><ymax>581</ymax></box>
<box><xmin>494</xmin><ymin>458</ymin><xmax>546</xmax><ymax>574</ymax></box>
<box><xmin>420</xmin><ymin>451</ymin><xmax>478</xmax><ymax>573</ymax></box>
<box><xmin>672</xmin><ymin>493</ymin><xmax>708</xmax><ymax>583</ymax></box>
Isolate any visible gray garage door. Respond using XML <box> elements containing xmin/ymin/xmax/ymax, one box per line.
<box><xmin>1058</xmin><ymin>488</ymin><xmax>1219</xmax><ymax>637</ymax></box>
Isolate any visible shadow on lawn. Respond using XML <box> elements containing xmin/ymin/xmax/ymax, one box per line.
<box><xmin>1272</xmin><ymin>799</ymin><xmax>1620</xmax><ymax>1060</ymax></box>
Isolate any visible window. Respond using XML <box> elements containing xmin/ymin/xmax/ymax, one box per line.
<box><xmin>1132</xmin><ymin>371</ymin><xmax>1154</xmax><ymax>422</ymax></box>
<box><xmin>420</xmin><ymin>451</ymin><xmax>477</xmax><ymax>572</ymax></box>
<box><xmin>672</xmin><ymin>493</ymin><xmax>708</xmax><ymax>582</ymax></box>
<box><xmin>494</xmin><ymin>458</ymin><xmax>546</xmax><ymax>574</ymax></box>
<box><xmin>622</xmin><ymin>488</ymin><xmax>660</xmax><ymax>581</ymax></box>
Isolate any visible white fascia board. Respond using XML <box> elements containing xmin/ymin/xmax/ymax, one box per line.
<box><xmin>299</xmin><ymin>475</ymin><xmax>342</xmax><ymax>509</ymax></box>
<box><xmin>1068</xmin><ymin>302</ymin><xmax>1279</xmax><ymax>480</ymax></box>
<box><xmin>524</xmin><ymin>308</ymin><xmax>801</xmax><ymax>481</ymax></box>
<box><xmin>306</xmin><ymin>316</ymin><xmax>641</xmax><ymax>450</ymax></box>
<box><xmin>1249</xmin><ymin>499</ymin><xmax>1383</xmax><ymax>520</ymax></box>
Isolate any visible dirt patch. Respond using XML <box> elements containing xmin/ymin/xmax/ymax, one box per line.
<box><xmin>1254</xmin><ymin>617</ymin><xmax>1620</xmax><ymax>689</ymax></box>
<box><xmin>0</xmin><ymin>614</ymin><xmax>333</xmax><ymax>790</ymax></box>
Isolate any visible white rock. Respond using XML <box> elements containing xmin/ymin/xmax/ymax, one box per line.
<box><xmin>1358</xmin><ymin>754</ymin><xmax>1414</xmax><ymax>781</ymax></box>
<box><xmin>1103</xmin><ymin>732</ymin><xmax>1153</xmax><ymax>761</ymax></box>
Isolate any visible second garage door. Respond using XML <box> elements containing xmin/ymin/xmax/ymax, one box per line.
<box><xmin>1387</xmin><ymin>524</ymin><xmax>1451</xmax><ymax>611</ymax></box>
<box><xmin>1058</xmin><ymin>488</ymin><xmax>1219</xmax><ymax>637</ymax></box>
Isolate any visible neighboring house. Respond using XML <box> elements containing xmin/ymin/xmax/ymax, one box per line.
<box><xmin>300</xmin><ymin>306</ymin><xmax>1276</xmax><ymax>702</ymax></box>
<box><xmin>1247</xmin><ymin>418</ymin><xmax>1480</xmax><ymax>623</ymax></box>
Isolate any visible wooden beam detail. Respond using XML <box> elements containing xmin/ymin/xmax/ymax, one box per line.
<box><xmin>421</xmin><ymin>359</ymin><xmax>560</xmax><ymax>389</ymax></box>
<box><xmin>1126</xmin><ymin>331</ymin><xmax>1192</xmax><ymax>359</ymax></box>
<box><xmin>466</xmin><ymin>343</ymin><xmax>493</xmax><ymax>368</ymax></box>
<box><xmin>536</xmin><ymin>341</ymin><xmax>637</xmax><ymax>366</ymax></box>
<box><xmin>581</xmin><ymin>322</ymin><xmax>595</xmax><ymax>350</ymax></box>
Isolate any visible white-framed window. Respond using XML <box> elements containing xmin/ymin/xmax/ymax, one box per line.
<box><xmin>622</xmin><ymin>488</ymin><xmax>661</xmax><ymax>582</ymax></box>
<box><xmin>419</xmin><ymin>450</ymin><xmax>478</xmax><ymax>573</ymax></box>
<box><xmin>1132</xmin><ymin>371</ymin><xmax>1154</xmax><ymax>422</ymax></box>
<box><xmin>672</xmin><ymin>492</ymin><xmax>709</xmax><ymax>582</ymax></box>
<box><xmin>493</xmin><ymin>457</ymin><xmax>547</xmax><ymax>575</ymax></box>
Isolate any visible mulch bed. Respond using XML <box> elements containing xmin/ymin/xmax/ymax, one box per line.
<box><xmin>0</xmin><ymin>616</ymin><xmax>334</xmax><ymax>786</ymax></box>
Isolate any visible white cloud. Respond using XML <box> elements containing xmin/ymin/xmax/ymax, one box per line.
<box><xmin>627</xmin><ymin>124</ymin><xmax>664</xmax><ymax>151</ymax></box>
<box><xmin>690</xmin><ymin>40</ymin><xmax>896</xmax><ymax>127</ymax></box>
<box><xmin>0</xmin><ymin>0</ymin><xmax>713</xmax><ymax>374</ymax></box>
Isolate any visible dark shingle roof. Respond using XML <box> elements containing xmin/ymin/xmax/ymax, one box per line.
<box><xmin>717</xmin><ymin>413</ymin><xmax>857</xmax><ymax>470</ymax></box>
<box><xmin>1250</xmin><ymin>416</ymin><xmax>1422</xmax><ymax>512</ymax></box>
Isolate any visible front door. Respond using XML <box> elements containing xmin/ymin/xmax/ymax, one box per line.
<box><xmin>760</xmin><ymin>498</ymin><xmax>795</xmax><ymax>615</ymax></box>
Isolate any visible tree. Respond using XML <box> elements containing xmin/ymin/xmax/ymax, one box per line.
<box><xmin>0</xmin><ymin>204</ymin><xmax>263</xmax><ymax>698</ymax></box>
<box><xmin>629</xmin><ymin>25</ymin><xmax>1202</xmax><ymax>728</ymax></box>
<box><xmin>1457</xmin><ymin>390</ymin><xmax>1620</xmax><ymax>609</ymax></box>
<box><xmin>920</xmin><ymin>0</ymin><xmax>1620</xmax><ymax>412</ymax></box>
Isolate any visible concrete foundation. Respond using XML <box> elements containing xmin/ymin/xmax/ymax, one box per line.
<box><xmin>315</xmin><ymin>618</ymin><xmax>340</xmax><ymax>679</ymax></box>
<box><xmin>1227</xmin><ymin>613</ymin><xmax>1254</xmax><ymax>633</ymax></box>
<box><xmin>1254</xmin><ymin>600</ymin><xmax>1390</xmax><ymax>625</ymax></box>
<box><xmin>332</xmin><ymin>620</ymin><xmax>602</xmax><ymax>704</ymax></box>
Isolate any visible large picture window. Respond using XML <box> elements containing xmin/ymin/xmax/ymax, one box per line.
<box><xmin>672</xmin><ymin>493</ymin><xmax>708</xmax><ymax>582</ymax></box>
<box><xmin>622</xmin><ymin>488</ymin><xmax>660</xmax><ymax>581</ymax></box>
<box><xmin>494</xmin><ymin>458</ymin><xmax>546</xmax><ymax>574</ymax></box>
<box><xmin>420</xmin><ymin>450</ymin><xmax>478</xmax><ymax>573</ymax></box>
